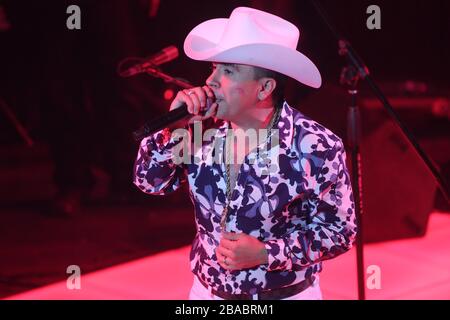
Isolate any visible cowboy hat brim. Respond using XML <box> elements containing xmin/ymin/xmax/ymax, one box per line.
<box><xmin>184</xmin><ymin>18</ymin><xmax>322</xmax><ymax>88</ymax></box>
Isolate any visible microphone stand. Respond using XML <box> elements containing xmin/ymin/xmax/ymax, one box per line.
<box><xmin>310</xmin><ymin>0</ymin><xmax>449</xmax><ymax>300</ymax></box>
<box><xmin>142</xmin><ymin>65</ymin><xmax>192</xmax><ymax>90</ymax></box>
<box><xmin>341</xmin><ymin>64</ymin><xmax>366</xmax><ymax>300</ymax></box>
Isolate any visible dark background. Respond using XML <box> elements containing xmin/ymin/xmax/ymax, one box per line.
<box><xmin>0</xmin><ymin>0</ymin><xmax>448</xmax><ymax>298</ymax></box>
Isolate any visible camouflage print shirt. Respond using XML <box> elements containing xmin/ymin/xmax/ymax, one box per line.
<box><xmin>133</xmin><ymin>101</ymin><xmax>357</xmax><ymax>295</ymax></box>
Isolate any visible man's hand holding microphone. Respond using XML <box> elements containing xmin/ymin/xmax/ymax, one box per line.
<box><xmin>170</xmin><ymin>86</ymin><xmax>218</xmax><ymax>124</ymax></box>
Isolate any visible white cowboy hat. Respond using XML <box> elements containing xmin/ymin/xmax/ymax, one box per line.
<box><xmin>184</xmin><ymin>7</ymin><xmax>321</xmax><ymax>88</ymax></box>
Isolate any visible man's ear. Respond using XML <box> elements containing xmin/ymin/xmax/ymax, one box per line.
<box><xmin>258</xmin><ymin>78</ymin><xmax>277</xmax><ymax>101</ymax></box>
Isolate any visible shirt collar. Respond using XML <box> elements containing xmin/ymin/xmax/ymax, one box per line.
<box><xmin>277</xmin><ymin>101</ymin><xmax>294</xmax><ymax>148</ymax></box>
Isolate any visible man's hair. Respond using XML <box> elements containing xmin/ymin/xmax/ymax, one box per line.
<box><xmin>252</xmin><ymin>66</ymin><xmax>287</xmax><ymax>107</ymax></box>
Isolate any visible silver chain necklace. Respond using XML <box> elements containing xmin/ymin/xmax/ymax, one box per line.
<box><xmin>220</xmin><ymin>106</ymin><xmax>281</xmax><ymax>230</ymax></box>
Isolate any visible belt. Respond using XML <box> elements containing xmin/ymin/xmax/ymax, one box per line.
<box><xmin>197</xmin><ymin>276</ymin><xmax>314</xmax><ymax>300</ymax></box>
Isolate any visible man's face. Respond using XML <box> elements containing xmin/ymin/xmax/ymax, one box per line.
<box><xmin>206</xmin><ymin>63</ymin><xmax>261</xmax><ymax>121</ymax></box>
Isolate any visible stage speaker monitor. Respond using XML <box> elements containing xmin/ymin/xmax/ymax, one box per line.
<box><xmin>359</xmin><ymin>118</ymin><xmax>437</xmax><ymax>243</ymax></box>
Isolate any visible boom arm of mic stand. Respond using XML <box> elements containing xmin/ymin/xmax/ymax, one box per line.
<box><xmin>310</xmin><ymin>0</ymin><xmax>449</xmax><ymax>203</ymax></box>
<box><xmin>340</xmin><ymin>40</ymin><xmax>449</xmax><ymax>203</ymax></box>
<box><xmin>143</xmin><ymin>65</ymin><xmax>193</xmax><ymax>89</ymax></box>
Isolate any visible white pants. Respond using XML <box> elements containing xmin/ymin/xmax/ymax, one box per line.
<box><xmin>189</xmin><ymin>276</ymin><xmax>323</xmax><ymax>300</ymax></box>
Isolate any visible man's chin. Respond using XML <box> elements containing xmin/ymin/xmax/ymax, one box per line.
<box><xmin>214</xmin><ymin>106</ymin><xmax>228</xmax><ymax>121</ymax></box>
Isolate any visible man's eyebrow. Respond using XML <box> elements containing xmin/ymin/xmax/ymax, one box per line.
<box><xmin>222</xmin><ymin>63</ymin><xmax>238</xmax><ymax>68</ymax></box>
<box><xmin>212</xmin><ymin>62</ymin><xmax>239</xmax><ymax>70</ymax></box>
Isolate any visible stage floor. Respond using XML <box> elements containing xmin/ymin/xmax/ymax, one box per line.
<box><xmin>5</xmin><ymin>211</ymin><xmax>450</xmax><ymax>300</ymax></box>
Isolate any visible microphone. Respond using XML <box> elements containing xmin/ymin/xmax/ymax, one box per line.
<box><xmin>120</xmin><ymin>45</ymin><xmax>179</xmax><ymax>77</ymax></box>
<box><xmin>133</xmin><ymin>97</ymin><xmax>215</xmax><ymax>141</ymax></box>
